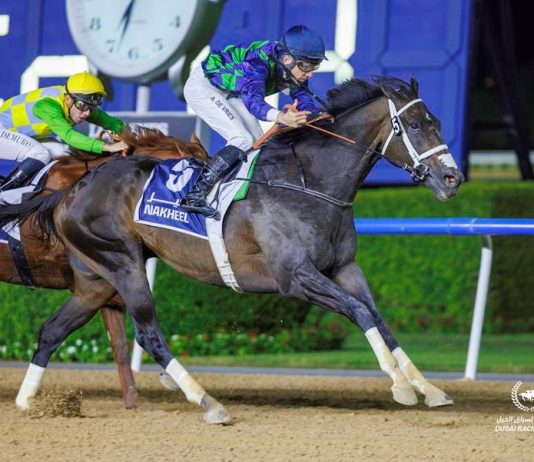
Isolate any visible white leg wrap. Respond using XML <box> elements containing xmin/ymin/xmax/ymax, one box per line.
<box><xmin>365</xmin><ymin>328</ymin><xmax>417</xmax><ymax>405</ymax></box>
<box><xmin>16</xmin><ymin>363</ymin><xmax>45</xmax><ymax>410</ymax></box>
<box><xmin>165</xmin><ymin>359</ymin><xmax>206</xmax><ymax>405</ymax></box>
<box><xmin>392</xmin><ymin>347</ymin><xmax>429</xmax><ymax>392</ymax></box>
<box><xmin>366</xmin><ymin>328</ymin><xmax>406</xmax><ymax>381</ymax></box>
<box><xmin>392</xmin><ymin>347</ymin><xmax>453</xmax><ymax>407</ymax></box>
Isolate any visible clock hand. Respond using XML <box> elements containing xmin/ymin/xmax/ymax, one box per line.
<box><xmin>117</xmin><ymin>0</ymin><xmax>136</xmax><ymax>50</ymax></box>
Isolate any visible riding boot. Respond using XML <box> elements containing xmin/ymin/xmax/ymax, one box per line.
<box><xmin>181</xmin><ymin>145</ymin><xmax>245</xmax><ymax>220</ymax></box>
<box><xmin>0</xmin><ymin>158</ymin><xmax>46</xmax><ymax>192</ymax></box>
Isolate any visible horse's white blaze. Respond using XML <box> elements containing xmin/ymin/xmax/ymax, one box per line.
<box><xmin>165</xmin><ymin>358</ymin><xmax>206</xmax><ymax>404</ymax></box>
<box><xmin>438</xmin><ymin>153</ymin><xmax>458</xmax><ymax>169</ymax></box>
<box><xmin>392</xmin><ymin>347</ymin><xmax>453</xmax><ymax>407</ymax></box>
<box><xmin>16</xmin><ymin>363</ymin><xmax>45</xmax><ymax>409</ymax></box>
<box><xmin>365</xmin><ymin>328</ymin><xmax>417</xmax><ymax>405</ymax></box>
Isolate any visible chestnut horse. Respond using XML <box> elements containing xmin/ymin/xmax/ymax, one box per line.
<box><xmin>0</xmin><ymin>129</ymin><xmax>207</xmax><ymax>408</ymax></box>
<box><xmin>4</xmin><ymin>77</ymin><xmax>463</xmax><ymax>424</ymax></box>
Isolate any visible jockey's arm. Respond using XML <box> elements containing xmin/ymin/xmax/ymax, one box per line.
<box><xmin>241</xmin><ymin>60</ymin><xmax>281</xmax><ymax>122</ymax></box>
<box><xmin>289</xmin><ymin>84</ymin><xmax>323</xmax><ymax>115</ymax></box>
<box><xmin>33</xmin><ymin>98</ymin><xmax>107</xmax><ymax>153</ymax></box>
<box><xmin>88</xmin><ymin>109</ymin><xmax>127</xmax><ymax>135</ymax></box>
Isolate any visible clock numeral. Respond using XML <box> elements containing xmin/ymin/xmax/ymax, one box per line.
<box><xmin>89</xmin><ymin>17</ymin><xmax>102</xmax><ymax>30</ymax></box>
<box><xmin>153</xmin><ymin>39</ymin><xmax>164</xmax><ymax>52</ymax></box>
<box><xmin>170</xmin><ymin>16</ymin><xmax>181</xmax><ymax>28</ymax></box>
<box><xmin>106</xmin><ymin>39</ymin><xmax>116</xmax><ymax>53</ymax></box>
<box><xmin>128</xmin><ymin>47</ymin><xmax>140</xmax><ymax>60</ymax></box>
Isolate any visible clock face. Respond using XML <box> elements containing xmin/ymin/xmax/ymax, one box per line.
<box><xmin>66</xmin><ymin>0</ymin><xmax>205</xmax><ymax>82</ymax></box>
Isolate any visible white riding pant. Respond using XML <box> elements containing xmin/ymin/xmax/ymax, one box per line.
<box><xmin>0</xmin><ymin>125</ymin><xmax>69</xmax><ymax>164</ymax></box>
<box><xmin>183</xmin><ymin>66</ymin><xmax>264</xmax><ymax>152</ymax></box>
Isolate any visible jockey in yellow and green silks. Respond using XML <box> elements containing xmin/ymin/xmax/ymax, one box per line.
<box><xmin>0</xmin><ymin>72</ymin><xmax>128</xmax><ymax>192</ymax></box>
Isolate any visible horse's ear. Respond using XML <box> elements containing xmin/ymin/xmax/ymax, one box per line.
<box><xmin>410</xmin><ymin>76</ymin><xmax>419</xmax><ymax>96</ymax></box>
<box><xmin>190</xmin><ymin>133</ymin><xmax>201</xmax><ymax>145</ymax></box>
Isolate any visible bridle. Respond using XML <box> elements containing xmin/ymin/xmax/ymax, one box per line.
<box><xmin>240</xmin><ymin>93</ymin><xmax>455</xmax><ymax>206</ymax></box>
<box><xmin>380</xmin><ymin>98</ymin><xmax>449</xmax><ymax>182</ymax></box>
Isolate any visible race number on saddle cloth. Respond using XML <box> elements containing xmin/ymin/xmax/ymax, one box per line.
<box><xmin>134</xmin><ymin>153</ymin><xmax>259</xmax><ymax>239</ymax></box>
<box><xmin>134</xmin><ymin>154</ymin><xmax>259</xmax><ymax>291</ymax></box>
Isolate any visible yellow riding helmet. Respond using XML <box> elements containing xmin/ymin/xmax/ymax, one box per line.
<box><xmin>66</xmin><ymin>72</ymin><xmax>107</xmax><ymax>106</ymax></box>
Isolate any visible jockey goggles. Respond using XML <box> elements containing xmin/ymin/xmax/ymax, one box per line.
<box><xmin>295</xmin><ymin>59</ymin><xmax>321</xmax><ymax>73</ymax></box>
<box><xmin>68</xmin><ymin>93</ymin><xmax>102</xmax><ymax>112</ymax></box>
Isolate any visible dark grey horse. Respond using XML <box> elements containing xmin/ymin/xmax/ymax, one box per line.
<box><xmin>7</xmin><ymin>77</ymin><xmax>463</xmax><ymax>424</ymax></box>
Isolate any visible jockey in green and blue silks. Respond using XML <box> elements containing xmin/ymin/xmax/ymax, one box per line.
<box><xmin>0</xmin><ymin>72</ymin><xmax>128</xmax><ymax>193</ymax></box>
<box><xmin>182</xmin><ymin>25</ymin><xmax>327</xmax><ymax>220</ymax></box>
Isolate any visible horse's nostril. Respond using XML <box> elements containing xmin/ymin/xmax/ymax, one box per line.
<box><xmin>444</xmin><ymin>175</ymin><xmax>458</xmax><ymax>187</ymax></box>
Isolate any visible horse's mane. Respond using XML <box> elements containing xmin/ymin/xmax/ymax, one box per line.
<box><xmin>60</xmin><ymin>127</ymin><xmax>209</xmax><ymax>163</ymax></box>
<box><xmin>326</xmin><ymin>76</ymin><xmax>415</xmax><ymax>115</ymax></box>
<box><xmin>121</xmin><ymin>127</ymin><xmax>208</xmax><ymax>160</ymax></box>
<box><xmin>268</xmin><ymin>76</ymin><xmax>416</xmax><ymax>147</ymax></box>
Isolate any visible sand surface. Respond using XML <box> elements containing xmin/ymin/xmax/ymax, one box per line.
<box><xmin>0</xmin><ymin>366</ymin><xmax>532</xmax><ymax>461</ymax></box>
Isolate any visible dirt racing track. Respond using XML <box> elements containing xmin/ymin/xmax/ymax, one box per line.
<box><xmin>0</xmin><ymin>366</ymin><xmax>532</xmax><ymax>461</ymax></box>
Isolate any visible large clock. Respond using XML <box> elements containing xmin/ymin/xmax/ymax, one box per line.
<box><xmin>66</xmin><ymin>0</ymin><xmax>224</xmax><ymax>84</ymax></box>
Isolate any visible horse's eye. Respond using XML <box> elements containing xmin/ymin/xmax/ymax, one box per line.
<box><xmin>410</xmin><ymin>123</ymin><xmax>419</xmax><ymax>130</ymax></box>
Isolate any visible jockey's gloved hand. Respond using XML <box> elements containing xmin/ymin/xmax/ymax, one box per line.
<box><xmin>276</xmin><ymin>110</ymin><xmax>311</xmax><ymax>128</ymax></box>
<box><xmin>103</xmin><ymin>141</ymin><xmax>129</xmax><ymax>154</ymax></box>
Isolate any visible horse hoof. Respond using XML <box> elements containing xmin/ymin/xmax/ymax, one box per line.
<box><xmin>124</xmin><ymin>385</ymin><xmax>139</xmax><ymax>409</ymax></box>
<box><xmin>159</xmin><ymin>372</ymin><xmax>179</xmax><ymax>391</ymax></box>
<box><xmin>201</xmin><ymin>394</ymin><xmax>231</xmax><ymax>425</ymax></box>
<box><xmin>425</xmin><ymin>388</ymin><xmax>454</xmax><ymax>408</ymax></box>
<box><xmin>391</xmin><ymin>384</ymin><xmax>418</xmax><ymax>406</ymax></box>
<box><xmin>15</xmin><ymin>397</ymin><xmax>31</xmax><ymax>410</ymax></box>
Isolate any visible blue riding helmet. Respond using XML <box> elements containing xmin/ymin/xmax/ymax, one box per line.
<box><xmin>280</xmin><ymin>25</ymin><xmax>328</xmax><ymax>63</ymax></box>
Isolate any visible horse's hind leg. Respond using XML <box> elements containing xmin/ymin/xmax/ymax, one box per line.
<box><xmin>60</xmin><ymin>230</ymin><xmax>230</xmax><ymax>423</ymax></box>
<box><xmin>332</xmin><ymin>262</ymin><xmax>453</xmax><ymax>407</ymax></box>
<box><xmin>101</xmin><ymin>306</ymin><xmax>139</xmax><ymax>409</ymax></box>
<box><xmin>16</xmin><ymin>277</ymin><xmax>115</xmax><ymax>410</ymax></box>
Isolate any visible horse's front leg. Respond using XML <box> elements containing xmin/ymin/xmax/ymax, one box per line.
<box><xmin>280</xmin><ymin>258</ymin><xmax>417</xmax><ymax>406</ymax></box>
<box><xmin>332</xmin><ymin>262</ymin><xmax>453</xmax><ymax>407</ymax></box>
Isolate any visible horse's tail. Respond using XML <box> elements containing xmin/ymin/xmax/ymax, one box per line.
<box><xmin>34</xmin><ymin>189</ymin><xmax>68</xmax><ymax>241</ymax></box>
<box><xmin>0</xmin><ymin>189</ymin><xmax>68</xmax><ymax>240</ymax></box>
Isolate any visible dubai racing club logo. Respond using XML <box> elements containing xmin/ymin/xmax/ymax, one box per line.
<box><xmin>511</xmin><ymin>381</ymin><xmax>534</xmax><ymax>412</ymax></box>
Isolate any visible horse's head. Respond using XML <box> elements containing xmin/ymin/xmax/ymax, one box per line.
<box><xmin>377</xmin><ymin>77</ymin><xmax>464</xmax><ymax>200</ymax></box>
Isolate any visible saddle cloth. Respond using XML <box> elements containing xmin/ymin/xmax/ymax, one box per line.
<box><xmin>134</xmin><ymin>153</ymin><xmax>259</xmax><ymax>291</ymax></box>
<box><xmin>0</xmin><ymin>160</ymin><xmax>58</xmax><ymax>207</ymax></box>
<box><xmin>0</xmin><ymin>161</ymin><xmax>58</xmax><ymax>285</ymax></box>
<box><xmin>134</xmin><ymin>154</ymin><xmax>258</xmax><ymax>238</ymax></box>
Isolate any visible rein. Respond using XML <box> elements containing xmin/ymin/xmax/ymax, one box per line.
<box><xmin>240</xmin><ymin>177</ymin><xmax>353</xmax><ymax>208</ymax></box>
<box><xmin>254</xmin><ymin>96</ymin><xmax>450</xmax><ymax>183</ymax></box>
<box><xmin>245</xmin><ymin>95</ymin><xmax>447</xmax><ymax>208</ymax></box>
<box><xmin>243</xmin><ymin>96</ymin><xmax>450</xmax><ymax>207</ymax></box>
<box><xmin>236</xmin><ymin>143</ymin><xmax>352</xmax><ymax>208</ymax></box>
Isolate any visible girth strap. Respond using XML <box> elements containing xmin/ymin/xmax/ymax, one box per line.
<box><xmin>7</xmin><ymin>235</ymin><xmax>34</xmax><ymax>286</ymax></box>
